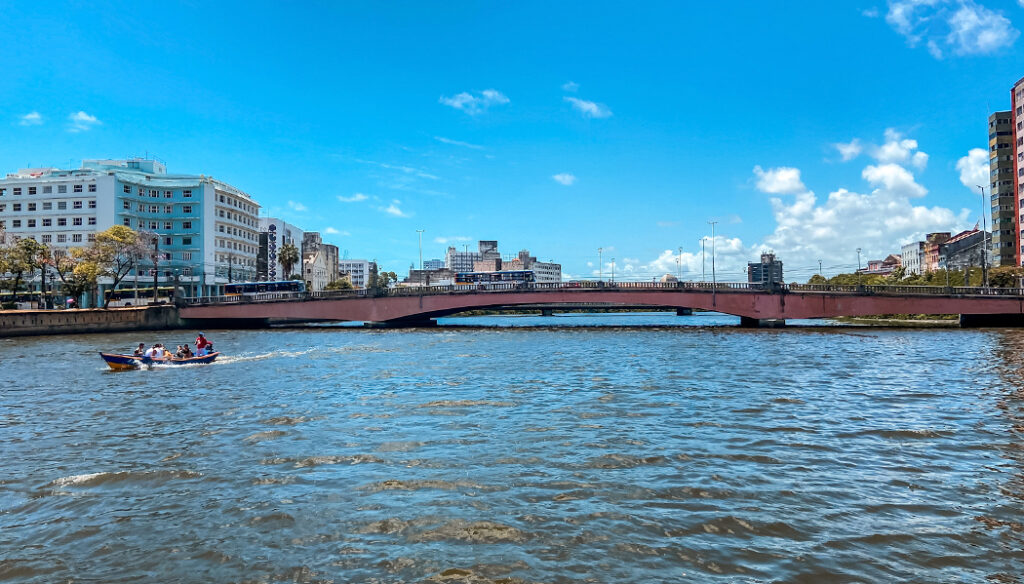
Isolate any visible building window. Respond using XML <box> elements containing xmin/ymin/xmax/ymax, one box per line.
<box><xmin>183</xmin><ymin>189</ymin><xmax>192</xmax><ymax>198</ymax></box>
<box><xmin>28</xmin><ymin>187</ymin><xmax>36</xmax><ymax>195</ymax></box>
<box><xmin>13</xmin><ymin>188</ymin><xmax>21</xmax><ymax>195</ymax></box>
<box><xmin>183</xmin><ymin>237</ymin><xmax>192</xmax><ymax>245</ymax></box>
<box><xmin>149</xmin><ymin>205</ymin><xmax>158</xmax><ymax>213</ymax></box>
<box><xmin>73</xmin><ymin>201</ymin><xmax>83</xmax><ymax>209</ymax></box>
<box><xmin>57</xmin><ymin>202</ymin><xmax>67</xmax><ymax>210</ymax></box>
<box><xmin>123</xmin><ymin>184</ymin><xmax>132</xmax><ymax>193</ymax></box>
<box><xmin>183</xmin><ymin>252</ymin><xmax>192</xmax><ymax>261</ymax></box>
<box><xmin>88</xmin><ymin>200</ymin><xmax>96</xmax><ymax>209</ymax></box>
<box><xmin>138</xmin><ymin>204</ymin><xmax>145</xmax><ymax>211</ymax></box>
<box><xmin>149</xmin><ymin>221</ymin><xmax>157</xmax><ymax>229</ymax></box>
<box><xmin>73</xmin><ymin>217</ymin><xmax>83</xmax><ymax>226</ymax></box>
<box><xmin>0</xmin><ymin>188</ymin><xmax>5</xmax><ymax>196</ymax></box>
<box><xmin>27</xmin><ymin>203</ymin><xmax>36</xmax><ymax>211</ymax></box>
<box><xmin>12</xmin><ymin>203</ymin><xmax>21</xmax><ymax>211</ymax></box>
<box><xmin>0</xmin><ymin>204</ymin><xmax>5</xmax><ymax>211</ymax></box>
<box><xmin>183</xmin><ymin>221</ymin><xmax>192</xmax><ymax>229</ymax></box>
<box><xmin>123</xmin><ymin>218</ymin><xmax>131</xmax><ymax>226</ymax></box>
<box><xmin>58</xmin><ymin>185</ymin><xmax>67</xmax><ymax>193</ymax></box>
<box><xmin>88</xmin><ymin>234</ymin><xmax>95</xmax><ymax>242</ymax></box>
<box><xmin>219</xmin><ymin>225</ymin><xmax>225</xmax><ymax>233</ymax></box>
<box><xmin>58</xmin><ymin>218</ymin><xmax>67</xmax><ymax>226</ymax></box>
<box><xmin>88</xmin><ymin>184</ymin><xmax>96</xmax><ymax>192</ymax></box>
<box><xmin>57</xmin><ymin>234</ymin><xmax>66</xmax><ymax>243</ymax></box>
<box><xmin>42</xmin><ymin>219</ymin><xmax>51</xmax><ymax>227</ymax></box>
<box><xmin>73</xmin><ymin>184</ymin><xmax>83</xmax><ymax>193</ymax></box>
<box><xmin>183</xmin><ymin>205</ymin><xmax>192</xmax><ymax>214</ymax></box>
<box><xmin>27</xmin><ymin>219</ymin><xmax>36</xmax><ymax>228</ymax></box>
<box><xmin>164</xmin><ymin>191</ymin><xmax>172</xmax><ymax>198</ymax></box>
<box><xmin>43</xmin><ymin>186</ymin><xmax>52</xmax><ymax>194</ymax></box>
<box><xmin>88</xmin><ymin>217</ymin><xmax>96</xmax><ymax>225</ymax></box>
<box><xmin>164</xmin><ymin>205</ymin><xmax>172</xmax><ymax>213</ymax></box>
<box><xmin>138</xmin><ymin>187</ymin><xmax>145</xmax><ymax>195</ymax></box>
<box><xmin>42</xmin><ymin>202</ymin><xmax>51</xmax><ymax>210</ymax></box>
<box><xmin>42</xmin><ymin>234</ymin><xmax>51</xmax><ymax>243</ymax></box>
<box><xmin>12</xmin><ymin>220</ymin><xmax>21</xmax><ymax>228</ymax></box>
<box><xmin>72</xmin><ymin>234</ymin><xmax>82</xmax><ymax>243</ymax></box>
<box><xmin>123</xmin><ymin>201</ymin><xmax>131</xmax><ymax>210</ymax></box>
<box><xmin>164</xmin><ymin>221</ymin><xmax>172</xmax><ymax>230</ymax></box>
<box><xmin>164</xmin><ymin>237</ymin><xmax>172</xmax><ymax>245</ymax></box>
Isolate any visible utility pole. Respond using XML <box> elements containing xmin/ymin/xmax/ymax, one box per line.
<box><xmin>598</xmin><ymin>247</ymin><xmax>603</xmax><ymax>281</ymax></box>
<box><xmin>818</xmin><ymin>259</ymin><xmax>823</xmax><ymax>277</ymax></box>
<box><xmin>416</xmin><ymin>229</ymin><xmax>424</xmax><ymax>270</ymax></box>
<box><xmin>977</xmin><ymin>185</ymin><xmax>989</xmax><ymax>287</ymax></box>
<box><xmin>677</xmin><ymin>246</ymin><xmax>683</xmax><ymax>279</ymax></box>
<box><xmin>133</xmin><ymin>253</ymin><xmax>139</xmax><ymax>304</ymax></box>
<box><xmin>701</xmin><ymin>238</ymin><xmax>705</xmax><ymax>282</ymax></box>
<box><xmin>708</xmin><ymin>221</ymin><xmax>718</xmax><ymax>287</ymax></box>
<box><xmin>611</xmin><ymin>257</ymin><xmax>615</xmax><ymax>282</ymax></box>
<box><xmin>151</xmin><ymin>236</ymin><xmax>160</xmax><ymax>304</ymax></box>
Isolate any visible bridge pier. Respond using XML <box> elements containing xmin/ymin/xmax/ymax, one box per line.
<box><xmin>541</xmin><ymin>309</ymin><xmax>554</xmax><ymax>316</ymax></box>
<box><xmin>676</xmin><ymin>308</ymin><xmax>693</xmax><ymax>316</ymax></box>
<box><xmin>739</xmin><ymin>316</ymin><xmax>786</xmax><ymax>328</ymax></box>
<box><xmin>959</xmin><ymin>314</ymin><xmax>1024</xmax><ymax>327</ymax></box>
<box><xmin>364</xmin><ymin>318</ymin><xmax>439</xmax><ymax>329</ymax></box>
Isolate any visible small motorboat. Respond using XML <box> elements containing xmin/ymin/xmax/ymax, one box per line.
<box><xmin>99</xmin><ymin>352</ymin><xmax>221</xmax><ymax>370</ymax></box>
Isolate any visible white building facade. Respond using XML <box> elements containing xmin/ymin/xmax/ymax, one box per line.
<box><xmin>257</xmin><ymin>217</ymin><xmax>304</xmax><ymax>281</ymax></box>
<box><xmin>0</xmin><ymin>158</ymin><xmax>260</xmax><ymax>297</ymax></box>
<box><xmin>339</xmin><ymin>259</ymin><xmax>373</xmax><ymax>289</ymax></box>
<box><xmin>901</xmin><ymin>241</ymin><xmax>924</xmax><ymax>275</ymax></box>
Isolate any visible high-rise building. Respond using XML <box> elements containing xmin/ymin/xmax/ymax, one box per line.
<box><xmin>0</xmin><ymin>158</ymin><xmax>260</xmax><ymax>296</ymax></box>
<box><xmin>901</xmin><ymin>241</ymin><xmax>925</xmax><ymax>275</ymax></box>
<box><xmin>747</xmin><ymin>252</ymin><xmax>783</xmax><ymax>286</ymax></box>
<box><xmin>257</xmin><ymin>217</ymin><xmax>304</xmax><ymax>281</ymax></box>
<box><xmin>990</xmin><ymin>111</ymin><xmax>1016</xmax><ymax>266</ymax></box>
<box><xmin>1014</xmin><ymin>77</ymin><xmax>1024</xmax><ymax>265</ymax></box>
<box><xmin>339</xmin><ymin>259</ymin><xmax>373</xmax><ymax>289</ymax></box>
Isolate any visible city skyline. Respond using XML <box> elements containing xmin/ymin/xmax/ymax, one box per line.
<box><xmin>3</xmin><ymin>1</ymin><xmax>1024</xmax><ymax>281</ymax></box>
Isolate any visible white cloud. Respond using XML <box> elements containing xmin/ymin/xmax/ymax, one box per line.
<box><xmin>552</xmin><ymin>173</ymin><xmax>577</xmax><ymax>186</ymax></box>
<box><xmin>868</xmin><ymin>128</ymin><xmax>929</xmax><ymax>170</ymax></box>
<box><xmin>380</xmin><ymin>200</ymin><xmax>410</xmax><ymax>218</ymax></box>
<box><xmin>863</xmin><ymin>7</ymin><xmax>880</xmax><ymax>17</ymax></box>
<box><xmin>287</xmin><ymin>200</ymin><xmax>308</xmax><ymax>212</ymax></box>
<box><xmin>883</xmin><ymin>0</ymin><xmax>1018</xmax><ymax>58</ymax></box>
<box><xmin>564</xmin><ymin>97</ymin><xmax>612</xmax><ymax>118</ymax></box>
<box><xmin>439</xmin><ymin>89</ymin><xmax>509</xmax><ymax>115</ymax></box>
<box><xmin>753</xmin><ymin>165</ymin><xmax>806</xmax><ymax>194</ymax></box>
<box><xmin>835</xmin><ymin>138</ymin><xmax>863</xmax><ymax>161</ymax></box>
<box><xmin>434</xmin><ymin>235</ymin><xmax>471</xmax><ymax>244</ymax></box>
<box><xmin>562</xmin><ymin>81</ymin><xmax>580</xmax><ymax>92</ymax></box>
<box><xmin>19</xmin><ymin>112</ymin><xmax>42</xmax><ymax>126</ymax></box>
<box><xmin>337</xmin><ymin>193</ymin><xmax>369</xmax><ymax>203</ymax></box>
<box><xmin>434</xmin><ymin>136</ymin><xmax>484</xmax><ymax>150</ymax></box>
<box><xmin>68</xmin><ymin>111</ymin><xmax>100</xmax><ymax>132</ymax></box>
<box><xmin>324</xmin><ymin>227</ymin><xmax>350</xmax><ymax>236</ymax></box>
<box><xmin>956</xmin><ymin>147</ymin><xmax>989</xmax><ymax>190</ymax></box>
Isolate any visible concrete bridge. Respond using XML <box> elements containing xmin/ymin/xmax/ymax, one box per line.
<box><xmin>179</xmin><ymin>281</ymin><xmax>1024</xmax><ymax>328</ymax></box>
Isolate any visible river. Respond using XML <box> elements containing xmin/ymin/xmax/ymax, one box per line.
<box><xmin>1</xmin><ymin>313</ymin><xmax>1022</xmax><ymax>582</ymax></box>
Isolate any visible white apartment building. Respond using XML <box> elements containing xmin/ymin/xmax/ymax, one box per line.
<box><xmin>258</xmin><ymin>217</ymin><xmax>304</xmax><ymax>281</ymax></box>
<box><xmin>901</xmin><ymin>241</ymin><xmax>924</xmax><ymax>275</ymax></box>
<box><xmin>339</xmin><ymin>259</ymin><xmax>373</xmax><ymax>289</ymax></box>
<box><xmin>0</xmin><ymin>158</ymin><xmax>260</xmax><ymax>297</ymax></box>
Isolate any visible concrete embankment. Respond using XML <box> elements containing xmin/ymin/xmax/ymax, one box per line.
<box><xmin>0</xmin><ymin>306</ymin><xmax>183</xmax><ymax>337</ymax></box>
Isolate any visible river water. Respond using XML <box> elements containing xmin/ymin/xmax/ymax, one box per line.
<box><xmin>1</xmin><ymin>313</ymin><xmax>1022</xmax><ymax>583</ymax></box>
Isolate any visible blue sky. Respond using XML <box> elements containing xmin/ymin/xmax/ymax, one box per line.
<box><xmin>2</xmin><ymin>1</ymin><xmax>1023</xmax><ymax>281</ymax></box>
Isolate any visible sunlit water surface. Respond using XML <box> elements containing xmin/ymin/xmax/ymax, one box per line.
<box><xmin>2</xmin><ymin>313</ymin><xmax>1022</xmax><ymax>583</ymax></box>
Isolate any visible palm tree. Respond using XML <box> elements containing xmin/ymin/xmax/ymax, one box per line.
<box><xmin>279</xmin><ymin>242</ymin><xmax>300</xmax><ymax>281</ymax></box>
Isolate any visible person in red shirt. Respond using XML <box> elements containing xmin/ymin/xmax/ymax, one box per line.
<box><xmin>195</xmin><ymin>332</ymin><xmax>211</xmax><ymax>356</ymax></box>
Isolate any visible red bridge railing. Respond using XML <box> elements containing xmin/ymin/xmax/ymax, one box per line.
<box><xmin>182</xmin><ymin>281</ymin><xmax>1024</xmax><ymax>306</ymax></box>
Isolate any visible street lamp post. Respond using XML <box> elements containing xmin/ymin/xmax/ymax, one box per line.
<box><xmin>598</xmin><ymin>247</ymin><xmax>603</xmax><ymax>281</ymax></box>
<box><xmin>708</xmin><ymin>221</ymin><xmax>718</xmax><ymax>287</ymax></box>
<box><xmin>151</xmin><ymin>236</ymin><xmax>159</xmax><ymax>305</ymax></box>
<box><xmin>977</xmin><ymin>185</ymin><xmax>989</xmax><ymax>287</ymax></box>
<box><xmin>416</xmin><ymin>229</ymin><xmax>424</xmax><ymax>270</ymax></box>
<box><xmin>701</xmin><ymin>238</ymin><xmax>705</xmax><ymax>282</ymax></box>
<box><xmin>856</xmin><ymin>248</ymin><xmax>862</xmax><ymax>272</ymax></box>
<box><xmin>818</xmin><ymin>259</ymin><xmax>823</xmax><ymax>277</ymax></box>
<box><xmin>677</xmin><ymin>246</ymin><xmax>683</xmax><ymax>279</ymax></box>
<box><xmin>611</xmin><ymin>257</ymin><xmax>615</xmax><ymax>282</ymax></box>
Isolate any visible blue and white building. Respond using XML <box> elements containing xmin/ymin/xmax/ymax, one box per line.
<box><xmin>0</xmin><ymin>157</ymin><xmax>261</xmax><ymax>297</ymax></box>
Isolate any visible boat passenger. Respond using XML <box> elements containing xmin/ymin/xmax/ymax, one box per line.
<box><xmin>180</xmin><ymin>344</ymin><xmax>194</xmax><ymax>358</ymax></box>
<box><xmin>195</xmin><ymin>332</ymin><xmax>211</xmax><ymax>356</ymax></box>
<box><xmin>143</xmin><ymin>344</ymin><xmax>161</xmax><ymax>359</ymax></box>
<box><xmin>133</xmin><ymin>343</ymin><xmax>146</xmax><ymax>357</ymax></box>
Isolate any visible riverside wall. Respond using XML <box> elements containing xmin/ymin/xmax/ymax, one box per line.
<box><xmin>0</xmin><ymin>306</ymin><xmax>183</xmax><ymax>337</ymax></box>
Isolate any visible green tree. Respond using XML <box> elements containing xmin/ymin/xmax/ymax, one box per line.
<box><xmin>806</xmin><ymin>274</ymin><xmax>827</xmax><ymax>285</ymax></box>
<box><xmin>5</xmin><ymin>238</ymin><xmax>47</xmax><ymax>295</ymax></box>
<box><xmin>51</xmin><ymin>248</ymin><xmax>98</xmax><ymax>302</ymax></box>
<box><xmin>375</xmin><ymin>270</ymin><xmax>398</xmax><ymax>289</ymax></box>
<box><xmin>79</xmin><ymin>226</ymin><xmax>150</xmax><ymax>307</ymax></box>
<box><xmin>324</xmin><ymin>277</ymin><xmax>354</xmax><ymax>291</ymax></box>
<box><xmin>278</xmin><ymin>243</ymin><xmax>300</xmax><ymax>281</ymax></box>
